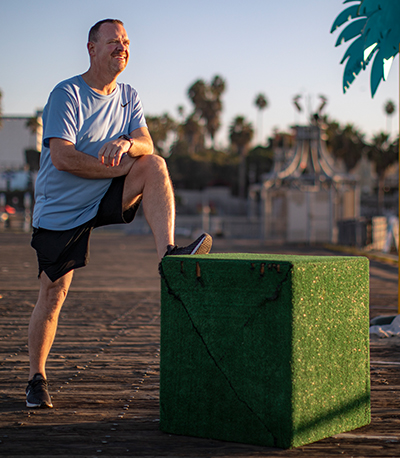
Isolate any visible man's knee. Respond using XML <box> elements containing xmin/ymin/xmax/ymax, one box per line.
<box><xmin>123</xmin><ymin>154</ymin><xmax>172</xmax><ymax>209</ymax></box>
<box><xmin>37</xmin><ymin>271</ymin><xmax>73</xmax><ymax>311</ymax></box>
<box><xmin>131</xmin><ymin>154</ymin><xmax>168</xmax><ymax>177</ymax></box>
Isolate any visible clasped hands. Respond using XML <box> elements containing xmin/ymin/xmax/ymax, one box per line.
<box><xmin>98</xmin><ymin>137</ymin><xmax>132</xmax><ymax>168</ymax></box>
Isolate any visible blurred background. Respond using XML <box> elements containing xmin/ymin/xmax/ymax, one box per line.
<box><xmin>0</xmin><ymin>0</ymin><xmax>399</xmax><ymax>252</ymax></box>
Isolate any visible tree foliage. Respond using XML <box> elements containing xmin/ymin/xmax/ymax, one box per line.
<box><xmin>178</xmin><ymin>114</ymin><xmax>205</xmax><ymax>154</ymax></box>
<box><xmin>384</xmin><ymin>99</ymin><xmax>396</xmax><ymax>133</ymax></box>
<box><xmin>368</xmin><ymin>132</ymin><xmax>398</xmax><ymax>177</ymax></box>
<box><xmin>254</xmin><ymin>93</ymin><xmax>268</xmax><ymax>111</ymax></box>
<box><xmin>229</xmin><ymin>116</ymin><xmax>254</xmax><ymax>151</ymax></box>
<box><xmin>187</xmin><ymin>75</ymin><xmax>226</xmax><ymax>146</ymax></box>
<box><xmin>384</xmin><ymin>100</ymin><xmax>396</xmax><ymax>116</ymax></box>
<box><xmin>144</xmin><ymin>76</ymin><xmax>399</xmax><ymax>208</ymax></box>
<box><xmin>166</xmin><ymin>147</ymin><xmax>237</xmax><ymax>190</ymax></box>
<box><xmin>146</xmin><ymin>113</ymin><xmax>176</xmax><ymax>156</ymax></box>
<box><xmin>247</xmin><ymin>146</ymin><xmax>274</xmax><ymax>185</ymax></box>
<box><xmin>323</xmin><ymin>117</ymin><xmax>366</xmax><ymax>172</ymax></box>
<box><xmin>368</xmin><ymin>132</ymin><xmax>398</xmax><ymax>214</ymax></box>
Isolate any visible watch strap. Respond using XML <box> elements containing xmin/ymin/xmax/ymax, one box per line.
<box><xmin>119</xmin><ymin>134</ymin><xmax>134</xmax><ymax>147</ymax></box>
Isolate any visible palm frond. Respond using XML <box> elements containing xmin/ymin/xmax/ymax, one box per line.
<box><xmin>341</xmin><ymin>36</ymin><xmax>368</xmax><ymax>91</ymax></box>
<box><xmin>330</xmin><ymin>5</ymin><xmax>361</xmax><ymax>33</ymax></box>
<box><xmin>334</xmin><ymin>18</ymin><xmax>367</xmax><ymax>46</ymax></box>
<box><xmin>332</xmin><ymin>0</ymin><xmax>400</xmax><ymax>97</ymax></box>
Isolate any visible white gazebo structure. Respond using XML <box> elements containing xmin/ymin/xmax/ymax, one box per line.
<box><xmin>252</xmin><ymin>123</ymin><xmax>360</xmax><ymax>243</ymax></box>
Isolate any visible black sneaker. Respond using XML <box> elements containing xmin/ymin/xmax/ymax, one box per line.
<box><xmin>165</xmin><ymin>233</ymin><xmax>212</xmax><ymax>257</ymax></box>
<box><xmin>26</xmin><ymin>373</ymin><xmax>53</xmax><ymax>408</ymax></box>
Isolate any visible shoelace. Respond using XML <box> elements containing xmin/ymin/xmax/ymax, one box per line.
<box><xmin>29</xmin><ymin>378</ymin><xmax>49</xmax><ymax>391</ymax></box>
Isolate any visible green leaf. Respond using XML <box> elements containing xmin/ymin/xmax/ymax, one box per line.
<box><xmin>335</xmin><ymin>18</ymin><xmax>367</xmax><ymax>46</ymax></box>
<box><xmin>330</xmin><ymin>5</ymin><xmax>362</xmax><ymax>33</ymax></box>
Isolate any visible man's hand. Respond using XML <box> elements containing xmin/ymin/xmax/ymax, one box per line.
<box><xmin>98</xmin><ymin>137</ymin><xmax>130</xmax><ymax>167</ymax></box>
<box><xmin>98</xmin><ymin>127</ymin><xmax>153</xmax><ymax>167</ymax></box>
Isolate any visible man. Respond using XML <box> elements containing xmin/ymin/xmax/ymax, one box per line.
<box><xmin>26</xmin><ymin>19</ymin><xmax>212</xmax><ymax>409</ymax></box>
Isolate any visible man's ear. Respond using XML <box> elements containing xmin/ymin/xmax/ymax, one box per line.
<box><xmin>87</xmin><ymin>41</ymin><xmax>95</xmax><ymax>57</ymax></box>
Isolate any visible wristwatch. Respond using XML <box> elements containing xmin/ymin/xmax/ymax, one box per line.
<box><xmin>119</xmin><ymin>134</ymin><xmax>134</xmax><ymax>148</ymax></box>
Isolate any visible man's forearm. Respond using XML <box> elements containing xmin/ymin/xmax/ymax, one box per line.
<box><xmin>125</xmin><ymin>133</ymin><xmax>153</xmax><ymax>158</ymax></box>
<box><xmin>50</xmin><ymin>138</ymin><xmax>134</xmax><ymax>179</ymax></box>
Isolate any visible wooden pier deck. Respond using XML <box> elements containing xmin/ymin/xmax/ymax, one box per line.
<box><xmin>0</xmin><ymin>232</ymin><xmax>399</xmax><ymax>457</ymax></box>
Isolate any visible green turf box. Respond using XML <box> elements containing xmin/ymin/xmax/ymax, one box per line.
<box><xmin>159</xmin><ymin>254</ymin><xmax>370</xmax><ymax>449</ymax></box>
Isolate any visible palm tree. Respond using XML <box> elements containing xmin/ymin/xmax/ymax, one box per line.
<box><xmin>188</xmin><ymin>80</ymin><xmax>206</xmax><ymax>112</ymax></box>
<box><xmin>254</xmin><ymin>93</ymin><xmax>268</xmax><ymax>145</ymax></box>
<box><xmin>187</xmin><ymin>75</ymin><xmax>226</xmax><ymax>147</ymax></box>
<box><xmin>331</xmin><ymin>0</ymin><xmax>400</xmax><ymax>97</ymax></box>
<box><xmin>229</xmin><ymin>116</ymin><xmax>254</xmax><ymax>198</ymax></box>
<box><xmin>384</xmin><ymin>100</ymin><xmax>396</xmax><ymax>134</ymax></box>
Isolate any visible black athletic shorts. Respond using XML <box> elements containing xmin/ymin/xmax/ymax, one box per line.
<box><xmin>31</xmin><ymin>176</ymin><xmax>141</xmax><ymax>282</ymax></box>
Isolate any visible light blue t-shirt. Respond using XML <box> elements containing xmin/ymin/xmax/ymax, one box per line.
<box><xmin>33</xmin><ymin>75</ymin><xmax>147</xmax><ymax>230</ymax></box>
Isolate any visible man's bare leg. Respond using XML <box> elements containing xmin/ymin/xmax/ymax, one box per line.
<box><xmin>28</xmin><ymin>271</ymin><xmax>74</xmax><ymax>379</ymax></box>
<box><xmin>122</xmin><ymin>154</ymin><xmax>175</xmax><ymax>259</ymax></box>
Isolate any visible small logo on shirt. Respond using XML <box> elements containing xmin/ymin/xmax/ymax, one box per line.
<box><xmin>121</xmin><ymin>101</ymin><xmax>131</xmax><ymax>108</ymax></box>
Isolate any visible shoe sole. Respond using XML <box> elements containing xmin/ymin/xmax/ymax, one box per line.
<box><xmin>26</xmin><ymin>400</ymin><xmax>53</xmax><ymax>408</ymax></box>
<box><xmin>190</xmin><ymin>234</ymin><xmax>212</xmax><ymax>255</ymax></box>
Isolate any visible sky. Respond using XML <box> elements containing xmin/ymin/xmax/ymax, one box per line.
<box><xmin>0</xmin><ymin>0</ymin><xmax>399</xmax><ymax>147</ymax></box>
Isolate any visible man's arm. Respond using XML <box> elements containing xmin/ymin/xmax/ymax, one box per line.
<box><xmin>98</xmin><ymin>127</ymin><xmax>153</xmax><ymax>167</ymax></box>
<box><xmin>49</xmin><ymin>138</ymin><xmax>136</xmax><ymax>179</ymax></box>
<box><xmin>50</xmin><ymin>127</ymin><xmax>153</xmax><ymax>178</ymax></box>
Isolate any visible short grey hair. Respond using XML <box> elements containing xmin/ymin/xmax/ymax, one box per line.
<box><xmin>88</xmin><ymin>19</ymin><xmax>124</xmax><ymax>43</ymax></box>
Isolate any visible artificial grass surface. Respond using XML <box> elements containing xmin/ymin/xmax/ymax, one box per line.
<box><xmin>160</xmin><ymin>254</ymin><xmax>370</xmax><ymax>448</ymax></box>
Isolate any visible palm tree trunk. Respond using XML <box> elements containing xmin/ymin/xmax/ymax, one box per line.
<box><xmin>257</xmin><ymin>110</ymin><xmax>263</xmax><ymax>145</ymax></box>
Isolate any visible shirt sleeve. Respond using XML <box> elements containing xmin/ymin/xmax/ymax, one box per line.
<box><xmin>42</xmin><ymin>87</ymin><xmax>79</xmax><ymax>148</ymax></box>
<box><xmin>128</xmin><ymin>91</ymin><xmax>148</xmax><ymax>133</ymax></box>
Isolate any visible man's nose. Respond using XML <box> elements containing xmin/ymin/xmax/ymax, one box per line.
<box><xmin>116</xmin><ymin>41</ymin><xmax>128</xmax><ymax>51</ymax></box>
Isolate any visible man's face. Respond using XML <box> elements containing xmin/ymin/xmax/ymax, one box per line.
<box><xmin>89</xmin><ymin>22</ymin><xmax>130</xmax><ymax>76</ymax></box>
